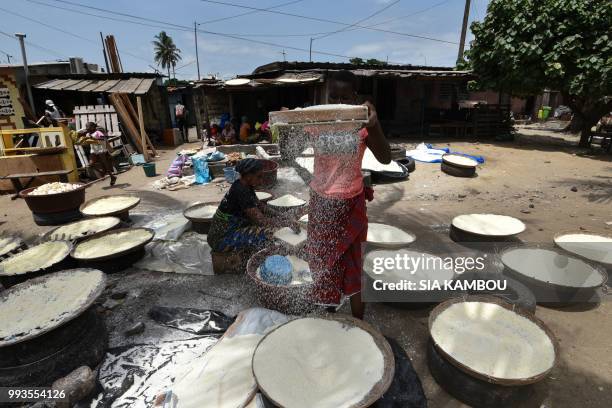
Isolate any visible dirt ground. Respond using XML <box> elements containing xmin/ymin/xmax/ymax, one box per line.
<box><xmin>1</xmin><ymin>132</ymin><xmax>611</xmax><ymax>407</ymax></box>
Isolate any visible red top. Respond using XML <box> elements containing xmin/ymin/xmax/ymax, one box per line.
<box><xmin>310</xmin><ymin>127</ymin><xmax>368</xmax><ymax>199</ymax></box>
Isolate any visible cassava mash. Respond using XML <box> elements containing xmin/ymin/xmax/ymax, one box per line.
<box><xmin>0</xmin><ymin>269</ymin><xmax>104</xmax><ymax>344</ymax></box>
<box><xmin>452</xmin><ymin>213</ymin><xmax>526</xmax><ymax>236</ymax></box>
<box><xmin>28</xmin><ymin>182</ymin><xmax>81</xmax><ymax>195</ymax></box>
<box><xmin>0</xmin><ymin>241</ymin><xmax>71</xmax><ymax>276</ymax></box>
<box><xmin>172</xmin><ymin>334</ymin><xmax>262</xmax><ymax>408</ymax></box>
<box><xmin>267</xmin><ymin>194</ymin><xmax>305</xmax><ymax>207</ymax></box>
<box><xmin>367</xmin><ymin>223</ymin><xmax>416</xmax><ymax>247</ymax></box>
<box><xmin>81</xmin><ymin>195</ymin><xmax>140</xmax><ymax>215</ymax></box>
<box><xmin>253</xmin><ymin>318</ymin><xmax>385</xmax><ymax>408</ymax></box>
<box><xmin>501</xmin><ymin>247</ymin><xmax>605</xmax><ymax>288</ymax></box>
<box><xmin>554</xmin><ymin>233</ymin><xmax>612</xmax><ymax>265</ymax></box>
<box><xmin>73</xmin><ymin>229</ymin><xmax>153</xmax><ymax>259</ymax></box>
<box><xmin>430</xmin><ymin>301</ymin><xmax>555</xmax><ymax>380</ymax></box>
<box><xmin>255</xmin><ymin>191</ymin><xmax>272</xmax><ymax>201</ymax></box>
<box><xmin>184</xmin><ymin>204</ymin><xmax>218</xmax><ymax>220</ymax></box>
<box><xmin>49</xmin><ymin>217</ymin><xmax>120</xmax><ymax>240</ymax></box>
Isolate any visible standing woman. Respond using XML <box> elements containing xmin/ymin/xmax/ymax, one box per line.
<box><xmin>306</xmin><ymin>70</ymin><xmax>391</xmax><ymax>319</ymax></box>
<box><xmin>77</xmin><ymin>122</ymin><xmax>117</xmax><ymax>186</ymax></box>
<box><xmin>207</xmin><ymin>159</ymin><xmax>298</xmax><ymax>253</ymax></box>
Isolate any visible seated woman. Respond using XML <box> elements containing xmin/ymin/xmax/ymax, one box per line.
<box><xmin>219</xmin><ymin>122</ymin><xmax>236</xmax><ymax>145</ymax></box>
<box><xmin>207</xmin><ymin>159</ymin><xmax>298</xmax><ymax>253</ymax></box>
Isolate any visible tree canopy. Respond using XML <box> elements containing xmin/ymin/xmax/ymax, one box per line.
<box><xmin>465</xmin><ymin>0</ymin><xmax>611</xmax><ymax>144</ymax></box>
<box><xmin>153</xmin><ymin>31</ymin><xmax>182</xmax><ymax>80</ymax></box>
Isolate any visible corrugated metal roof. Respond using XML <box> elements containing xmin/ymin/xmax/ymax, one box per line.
<box><xmin>33</xmin><ymin>77</ymin><xmax>156</xmax><ymax>95</ymax></box>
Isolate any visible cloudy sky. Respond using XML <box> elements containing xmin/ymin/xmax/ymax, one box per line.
<box><xmin>0</xmin><ymin>0</ymin><xmax>489</xmax><ymax>79</ymax></box>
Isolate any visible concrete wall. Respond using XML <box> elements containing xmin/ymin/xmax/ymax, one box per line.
<box><xmin>0</xmin><ymin>67</ymin><xmax>25</xmax><ymax>130</ymax></box>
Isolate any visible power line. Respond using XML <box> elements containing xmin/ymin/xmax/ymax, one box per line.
<box><xmin>0</xmin><ymin>6</ymin><xmax>153</xmax><ymax>65</ymax></box>
<box><xmin>200</xmin><ymin>0</ymin><xmax>457</xmax><ymax>44</ymax></box>
<box><xmin>199</xmin><ymin>0</ymin><xmax>305</xmax><ymax>24</ymax></box>
<box><xmin>26</xmin><ymin>0</ymin><xmax>361</xmax><ymax>61</ymax></box>
<box><xmin>0</xmin><ymin>29</ymin><xmax>66</xmax><ymax>59</ymax></box>
<box><xmin>313</xmin><ymin>0</ymin><xmax>400</xmax><ymax>40</ymax></box>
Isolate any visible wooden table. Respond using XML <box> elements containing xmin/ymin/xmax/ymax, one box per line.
<box><xmin>1</xmin><ymin>169</ymin><xmax>73</xmax><ymax>199</ymax></box>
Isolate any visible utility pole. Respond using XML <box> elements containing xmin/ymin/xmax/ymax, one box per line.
<box><xmin>100</xmin><ymin>32</ymin><xmax>110</xmax><ymax>73</ymax></box>
<box><xmin>4</xmin><ymin>53</ymin><xmax>12</xmax><ymax>64</ymax></box>
<box><xmin>309</xmin><ymin>38</ymin><xmax>313</xmax><ymax>62</ymax></box>
<box><xmin>194</xmin><ymin>21</ymin><xmax>201</xmax><ymax>80</ymax></box>
<box><xmin>281</xmin><ymin>49</ymin><xmax>287</xmax><ymax>62</ymax></box>
<box><xmin>457</xmin><ymin>0</ymin><xmax>471</xmax><ymax>63</ymax></box>
<box><xmin>15</xmin><ymin>33</ymin><xmax>35</xmax><ymax>115</ymax></box>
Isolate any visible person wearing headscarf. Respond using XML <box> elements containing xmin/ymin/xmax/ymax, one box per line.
<box><xmin>207</xmin><ymin>159</ymin><xmax>299</xmax><ymax>253</ymax></box>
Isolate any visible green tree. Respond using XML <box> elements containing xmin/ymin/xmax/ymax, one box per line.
<box><xmin>152</xmin><ymin>31</ymin><xmax>182</xmax><ymax>80</ymax></box>
<box><xmin>466</xmin><ymin>0</ymin><xmax>612</xmax><ymax>146</ymax></box>
<box><xmin>366</xmin><ymin>58</ymin><xmax>385</xmax><ymax>66</ymax></box>
<box><xmin>350</xmin><ymin>57</ymin><xmax>365</xmax><ymax>65</ymax></box>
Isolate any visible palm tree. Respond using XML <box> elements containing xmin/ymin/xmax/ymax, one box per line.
<box><xmin>152</xmin><ymin>31</ymin><xmax>182</xmax><ymax>80</ymax></box>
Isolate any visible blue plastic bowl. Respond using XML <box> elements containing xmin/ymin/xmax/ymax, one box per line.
<box><xmin>260</xmin><ymin>255</ymin><xmax>292</xmax><ymax>285</ymax></box>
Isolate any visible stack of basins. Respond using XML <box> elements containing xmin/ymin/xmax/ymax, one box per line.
<box><xmin>427</xmin><ymin>296</ymin><xmax>558</xmax><ymax>407</ymax></box>
<box><xmin>0</xmin><ymin>269</ymin><xmax>107</xmax><ymax>387</ymax></box>
<box><xmin>19</xmin><ymin>182</ymin><xmax>86</xmax><ymax>226</ymax></box>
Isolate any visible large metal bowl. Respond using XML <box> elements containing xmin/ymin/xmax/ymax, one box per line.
<box><xmin>19</xmin><ymin>183</ymin><xmax>86</xmax><ymax>214</ymax></box>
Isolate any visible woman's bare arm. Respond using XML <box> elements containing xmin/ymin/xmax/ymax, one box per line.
<box><xmin>363</xmin><ymin>101</ymin><xmax>391</xmax><ymax>164</ymax></box>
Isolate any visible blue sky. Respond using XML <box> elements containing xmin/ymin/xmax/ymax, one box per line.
<box><xmin>0</xmin><ymin>0</ymin><xmax>489</xmax><ymax>79</ymax></box>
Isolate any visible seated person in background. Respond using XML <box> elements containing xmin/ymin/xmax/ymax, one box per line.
<box><xmin>207</xmin><ymin>159</ymin><xmax>299</xmax><ymax>253</ymax></box>
<box><xmin>77</xmin><ymin>122</ymin><xmax>117</xmax><ymax>186</ymax></box>
<box><xmin>239</xmin><ymin>116</ymin><xmax>259</xmax><ymax>144</ymax></box>
<box><xmin>219</xmin><ymin>123</ymin><xmax>236</xmax><ymax>145</ymax></box>
<box><xmin>210</xmin><ymin>124</ymin><xmax>220</xmax><ymax>141</ymax></box>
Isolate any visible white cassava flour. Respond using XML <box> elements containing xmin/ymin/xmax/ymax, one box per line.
<box><xmin>255</xmin><ymin>191</ymin><xmax>272</xmax><ymax>201</ymax></box>
<box><xmin>452</xmin><ymin>214</ymin><xmax>525</xmax><ymax>236</ymax></box>
<box><xmin>0</xmin><ymin>269</ymin><xmax>104</xmax><ymax>343</ymax></box>
<box><xmin>0</xmin><ymin>236</ymin><xmax>21</xmax><ymax>257</ymax></box>
<box><xmin>501</xmin><ymin>247</ymin><xmax>605</xmax><ymax>288</ymax></box>
<box><xmin>172</xmin><ymin>334</ymin><xmax>262</xmax><ymax>408</ymax></box>
<box><xmin>431</xmin><ymin>301</ymin><xmax>555</xmax><ymax>380</ymax></box>
<box><xmin>361</xmin><ymin>148</ymin><xmax>403</xmax><ymax>173</ymax></box>
<box><xmin>267</xmin><ymin>194</ymin><xmax>305</xmax><ymax>207</ymax></box>
<box><xmin>81</xmin><ymin>195</ymin><xmax>140</xmax><ymax>215</ymax></box>
<box><xmin>443</xmin><ymin>154</ymin><xmax>479</xmax><ymax>168</ymax></box>
<box><xmin>554</xmin><ymin>233</ymin><xmax>612</xmax><ymax>265</ymax></box>
<box><xmin>73</xmin><ymin>229</ymin><xmax>153</xmax><ymax>259</ymax></box>
<box><xmin>184</xmin><ymin>204</ymin><xmax>217</xmax><ymax>220</ymax></box>
<box><xmin>253</xmin><ymin>318</ymin><xmax>385</xmax><ymax>408</ymax></box>
<box><xmin>49</xmin><ymin>217</ymin><xmax>120</xmax><ymax>240</ymax></box>
<box><xmin>367</xmin><ymin>223</ymin><xmax>416</xmax><ymax>247</ymax></box>
<box><xmin>273</xmin><ymin>227</ymin><xmax>307</xmax><ymax>247</ymax></box>
<box><xmin>0</xmin><ymin>241</ymin><xmax>70</xmax><ymax>276</ymax></box>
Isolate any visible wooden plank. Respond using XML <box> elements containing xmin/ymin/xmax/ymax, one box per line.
<box><xmin>134</xmin><ymin>78</ymin><xmax>155</xmax><ymax>95</ymax></box>
<box><xmin>136</xmin><ymin>96</ymin><xmax>150</xmax><ymax>162</ymax></box>
<box><xmin>4</xmin><ymin>169</ymin><xmax>72</xmax><ymax>179</ymax></box>
<box><xmin>109</xmin><ymin>93</ymin><xmax>143</xmax><ymax>153</ymax></box>
<box><xmin>63</xmin><ymin>80</ymin><xmax>92</xmax><ymax>91</ymax></box>
<box><xmin>93</xmin><ymin>79</ymin><xmax>121</xmax><ymax>93</ymax></box>
<box><xmin>120</xmin><ymin>94</ymin><xmax>157</xmax><ymax>155</ymax></box>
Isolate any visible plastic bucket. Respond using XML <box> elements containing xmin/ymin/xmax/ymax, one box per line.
<box><xmin>143</xmin><ymin>163</ymin><xmax>156</xmax><ymax>177</ymax></box>
<box><xmin>224</xmin><ymin>167</ymin><xmax>237</xmax><ymax>183</ymax></box>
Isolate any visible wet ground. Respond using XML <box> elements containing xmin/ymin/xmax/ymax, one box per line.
<box><xmin>1</xmin><ymin>133</ymin><xmax>611</xmax><ymax>407</ymax></box>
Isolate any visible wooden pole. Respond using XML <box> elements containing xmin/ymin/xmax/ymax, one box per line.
<box><xmin>136</xmin><ymin>96</ymin><xmax>150</xmax><ymax>162</ymax></box>
<box><xmin>457</xmin><ymin>0</ymin><xmax>471</xmax><ymax>63</ymax></box>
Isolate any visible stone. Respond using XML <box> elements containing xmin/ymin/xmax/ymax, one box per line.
<box><xmin>52</xmin><ymin>366</ymin><xmax>95</xmax><ymax>407</ymax></box>
<box><xmin>570</xmin><ymin>186</ymin><xmax>578</xmax><ymax>192</ymax></box>
<box><xmin>125</xmin><ymin>321</ymin><xmax>145</xmax><ymax>336</ymax></box>
<box><xmin>521</xmin><ymin>210</ymin><xmax>531</xmax><ymax>214</ymax></box>
<box><xmin>529</xmin><ymin>204</ymin><xmax>535</xmax><ymax>208</ymax></box>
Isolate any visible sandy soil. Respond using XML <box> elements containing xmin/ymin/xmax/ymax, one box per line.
<box><xmin>1</xmin><ymin>135</ymin><xmax>610</xmax><ymax>407</ymax></box>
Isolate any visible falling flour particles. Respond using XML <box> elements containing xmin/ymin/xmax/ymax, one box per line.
<box><xmin>452</xmin><ymin>213</ymin><xmax>526</xmax><ymax>236</ymax></box>
<box><xmin>430</xmin><ymin>301</ymin><xmax>555</xmax><ymax>380</ymax></box>
<box><xmin>172</xmin><ymin>334</ymin><xmax>262</xmax><ymax>408</ymax></box>
<box><xmin>253</xmin><ymin>318</ymin><xmax>385</xmax><ymax>408</ymax></box>
<box><xmin>0</xmin><ymin>241</ymin><xmax>70</xmax><ymax>276</ymax></box>
<box><xmin>0</xmin><ymin>269</ymin><xmax>104</xmax><ymax>343</ymax></box>
<box><xmin>73</xmin><ymin>229</ymin><xmax>153</xmax><ymax>259</ymax></box>
<box><xmin>257</xmin><ymin>255</ymin><xmax>312</xmax><ymax>286</ymax></box>
<box><xmin>81</xmin><ymin>195</ymin><xmax>140</xmax><ymax>215</ymax></box>
<box><xmin>267</xmin><ymin>194</ymin><xmax>305</xmax><ymax>207</ymax></box>
<box><xmin>273</xmin><ymin>227</ymin><xmax>307</xmax><ymax>247</ymax></box>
